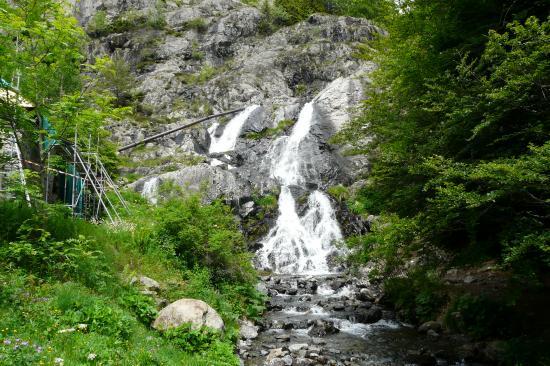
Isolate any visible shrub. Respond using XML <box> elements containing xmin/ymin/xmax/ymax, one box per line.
<box><xmin>0</xmin><ymin>217</ymin><xmax>111</xmax><ymax>287</ymax></box>
<box><xmin>327</xmin><ymin>185</ymin><xmax>350</xmax><ymax>203</ymax></box>
<box><xmin>245</xmin><ymin>119</ymin><xmax>295</xmax><ymax>139</ymax></box>
<box><xmin>444</xmin><ymin>294</ymin><xmax>516</xmax><ymax>339</ymax></box>
<box><xmin>185</xmin><ymin>18</ymin><xmax>208</xmax><ymax>33</ymax></box>
<box><xmin>254</xmin><ymin>194</ymin><xmax>278</xmax><ymax>211</ymax></box>
<box><xmin>154</xmin><ymin>195</ymin><xmax>255</xmax><ymax>283</ymax></box>
<box><xmin>86</xmin><ymin>10</ymin><xmax>110</xmax><ymax>37</ymax></box>
<box><xmin>122</xmin><ymin>291</ymin><xmax>158</xmax><ymax>326</ymax></box>
<box><xmin>383</xmin><ymin>269</ymin><xmax>447</xmax><ymax>323</ymax></box>
<box><xmin>163</xmin><ymin>324</ymin><xmax>239</xmax><ymax>366</ymax></box>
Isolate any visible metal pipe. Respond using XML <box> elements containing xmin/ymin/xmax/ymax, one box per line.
<box><xmin>118</xmin><ymin>107</ymin><xmax>245</xmax><ymax>152</ymax></box>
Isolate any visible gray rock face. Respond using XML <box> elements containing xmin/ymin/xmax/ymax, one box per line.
<box><xmin>130</xmin><ymin>163</ymin><xmax>243</xmax><ymax>203</ymax></box>
<box><xmin>153</xmin><ymin>298</ymin><xmax>224</xmax><ymax>331</ymax></box>
<box><xmin>76</xmin><ymin>0</ymin><xmax>381</xmax><ymax>206</ymax></box>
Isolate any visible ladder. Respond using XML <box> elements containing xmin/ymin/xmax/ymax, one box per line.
<box><xmin>60</xmin><ymin>141</ymin><xmax>128</xmax><ymax>224</ymax></box>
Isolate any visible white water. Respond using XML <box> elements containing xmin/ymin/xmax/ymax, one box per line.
<box><xmin>258</xmin><ymin>101</ymin><xmax>343</xmax><ymax>274</ymax></box>
<box><xmin>208</xmin><ymin>105</ymin><xmax>259</xmax><ymax>154</ymax></box>
<box><xmin>142</xmin><ymin>177</ymin><xmax>159</xmax><ymax>204</ymax></box>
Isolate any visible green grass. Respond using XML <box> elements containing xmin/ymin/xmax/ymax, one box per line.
<box><xmin>245</xmin><ymin>119</ymin><xmax>295</xmax><ymax>140</ymax></box>
<box><xmin>0</xmin><ymin>196</ymin><xmax>264</xmax><ymax>365</ymax></box>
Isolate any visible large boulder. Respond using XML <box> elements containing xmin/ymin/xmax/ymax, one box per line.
<box><xmin>153</xmin><ymin>299</ymin><xmax>224</xmax><ymax>331</ymax></box>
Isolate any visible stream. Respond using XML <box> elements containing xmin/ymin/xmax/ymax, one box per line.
<box><xmin>210</xmin><ymin>102</ymin><xmax>481</xmax><ymax>366</ymax></box>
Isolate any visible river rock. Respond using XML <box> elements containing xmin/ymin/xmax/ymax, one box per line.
<box><xmin>355</xmin><ymin>306</ymin><xmax>382</xmax><ymax>324</ymax></box>
<box><xmin>289</xmin><ymin>343</ymin><xmax>309</xmax><ymax>352</ymax></box>
<box><xmin>308</xmin><ymin>319</ymin><xmax>340</xmax><ymax>337</ymax></box>
<box><xmin>418</xmin><ymin>320</ymin><xmax>442</xmax><ymax>333</ymax></box>
<box><xmin>266</xmin><ymin>348</ymin><xmax>288</xmax><ymax>362</ymax></box>
<box><xmin>356</xmin><ymin>288</ymin><xmax>377</xmax><ymax>302</ymax></box>
<box><xmin>239</xmin><ymin>319</ymin><xmax>259</xmax><ymax>340</ymax></box>
<box><xmin>153</xmin><ymin>299</ymin><xmax>224</xmax><ymax>331</ymax></box>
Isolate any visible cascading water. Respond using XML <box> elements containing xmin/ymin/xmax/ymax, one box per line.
<box><xmin>208</xmin><ymin>105</ymin><xmax>259</xmax><ymax>154</ymax></box>
<box><xmin>258</xmin><ymin>102</ymin><xmax>343</xmax><ymax>274</ymax></box>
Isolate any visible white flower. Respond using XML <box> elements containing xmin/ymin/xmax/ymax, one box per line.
<box><xmin>54</xmin><ymin>358</ymin><xmax>64</xmax><ymax>365</ymax></box>
<box><xmin>87</xmin><ymin>353</ymin><xmax>97</xmax><ymax>361</ymax></box>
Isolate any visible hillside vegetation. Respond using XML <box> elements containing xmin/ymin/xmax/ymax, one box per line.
<box><xmin>336</xmin><ymin>0</ymin><xmax>550</xmax><ymax>363</ymax></box>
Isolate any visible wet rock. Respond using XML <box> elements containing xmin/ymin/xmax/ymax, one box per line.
<box><xmin>295</xmin><ymin>358</ymin><xmax>313</xmax><ymax>366</ymax></box>
<box><xmin>355</xmin><ymin>306</ymin><xmax>382</xmax><ymax>324</ymax></box>
<box><xmin>275</xmin><ymin>334</ymin><xmax>291</xmax><ymax>342</ymax></box>
<box><xmin>289</xmin><ymin>343</ymin><xmax>308</xmax><ymax>353</ymax></box>
<box><xmin>239</xmin><ymin>201</ymin><xmax>255</xmax><ymax>217</ymax></box>
<box><xmin>427</xmin><ymin>329</ymin><xmax>440</xmax><ymax>338</ymax></box>
<box><xmin>405</xmin><ymin>350</ymin><xmax>437</xmax><ymax>366</ymax></box>
<box><xmin>266</xmin><ymin>348</ymin><xmax>289</xmax><ymax>362</ymax></box>
<box><xmin>330</xmin><ymin>279</ymin><xmax>346</xmax><ymax>291</ymax></box>
<box><xmin>356</xmin><ymin>288</ymin><xmax>376</xmax><ymax>302</ymax></box>
<box><xmin>256</xmin><ymin>282</ymin><xmax>268</xmax><ymax>295</ymax></box>
<box><xmin>418</xmin><ymin>321</ymin><xmax>442</xmax><ymax>333</ymax></box>
<box><xmin>286</xmin><ymin>288</ymin><xmax>298</xmax><ymax>295</ymax></box>
<box><xmin>239</xmin><ymin>319</ymin><xmax>259</xmax><ymax>340</ymax></box>
<box><xmin>308</xmin><ymin>319</ymin><xmax>340</xmax><ymax>337</ymax></box>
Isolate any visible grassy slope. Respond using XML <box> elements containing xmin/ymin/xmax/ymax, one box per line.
<box><xmin>0</xmin><ymin>191</ymin><xmax>262</xmax><ymax>365</ymax></box>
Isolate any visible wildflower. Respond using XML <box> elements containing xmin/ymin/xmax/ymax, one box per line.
<box><xmin>3</xmin><ymin>339</ymin><xmax>11</xmax><ymax>345</ymax></box>
<box><xmin>87</xmin><ymin>353</ymin><xmax>97</xmax><ymax>360</ymax></box>
<box><xmin>54</xmin><ymin>357</ymin><xmax>64</xmax><ymax>365</ymax></box>
<box><xmin>77</xmin><ymin>324</ymin><xmax>88</xmax><ymax>330</ymax></box>
<box><xmin>21</xmin><ymin>341</ymin><xmax>29</xmax><ymax>346</ymax></box>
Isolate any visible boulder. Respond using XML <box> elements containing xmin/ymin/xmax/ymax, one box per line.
<box><xmin>308</xmin><ymin>319</ymin><xmax>340</xmax><ymax>337</ymax></box>
<box><xmin>355</xmin><ymin>306</ymin><xmax>382</xmax><ymax>324</ymax></box>
<box><xmin>153</xmin><ymin>299</ymin><xmax>224</xmax><ymax>331</ymax></box>
<box><xmin>356</xmin><ymin>288</ymin><xmax>376</xmax><ymax>302</ymax></box>
<box><xmin>418</xmin><ymin>320</ymin><xmax>442</xmax><ymax>333</ymax></box>
<box><xmin>131</xmin><ymin>275</ymin><xmax>161</xmax><ymax>292</ymax></box>
<box><xmin>266</xmin><ymin>348</ymin><xmax>288</xmax><ymax>362</ymax></box>
<box><xmin>239</xmin><ymin>319</ymin><xmax>259</xmax><ymax>340</ymax></box>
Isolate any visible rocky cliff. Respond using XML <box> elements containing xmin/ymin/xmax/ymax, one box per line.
<box><xmin>72</xmin><ymin>0</ymin><xmax>379</xmax><ymax>206</ymax></box>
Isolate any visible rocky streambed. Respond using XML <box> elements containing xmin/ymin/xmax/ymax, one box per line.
<box><xmin>239</xmin><ymin>274</ymin><xmax>487</xmax><ymax>366</ymax></box>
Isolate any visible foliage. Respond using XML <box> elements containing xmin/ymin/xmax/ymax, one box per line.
<box><xmin>444</xmin><ymin>294</ymin><xmax>516</xmax><ymax>339</ymax></box>
<box><xmin>87</xmin><ymin>3</ymin><xmax>167</xmax><ymax>37</ymax></box>
<box><xmin>164</xmin><ymin>324</ymin><xmax>222</xmax><ymax>353</ymax></box>
<box><xmin>92</xmin><ymin>52</ymin><xmax>137</xmax><ymax>107</ymax></box>
<box><xmin>245</xmin><ymin>119</ymin><xmax>295</xmax><ymax>139</ymax></box>
<box><xmin>254</xmin><ymin>0</ymin><xmax>394</xmax><ymax>32</ymax></box>
<box><xmin>154</xmin><ymin>194</ymin><xmax>255</xmax><ymax>283</ymax></box>
<box><xmin>185</xmin><ymin>18</ymin><xmax>209</xmax><ymax>33</ymax></box>
<box><xmin>339</xmin><ymin>3</ymin><xmax>550</xmax><ymax>277</ymax></box>
<box><xmin>0</xmin><ymin>0</ymin><xmax>86</xmax><ymax>156</ymax></box>
<box><xmin>163</xmin><ymin>324</ymin><xmax>240</xmax><ymax>365</ymax></box>
<box><xmin>122</xmin><ymin>291</ymin><xmax>158</xmax><ymax>325</ymax></box>
<box><xmin>382</xmin><ymin>269</ymin><xmax>447</xmax><ymax>323</ymax></box>
<box><xmin>338</xmin><ymin>2</ymin><xmax>550</xmax><ymax>362</ymax></box>
<box><xmin>0</xmin><ymin>194</ymin><xmax>263</xmax><ymax>365</ymax></box>
<box><xmin>327</xmin><ymin>184</ymin><xmax>350</xmax><ymax>203</ymax></box>
<box><xmin>177</xmin><ymin>64</ymin><xmax>224</xmax><ymax>85</ymax></box>
<box><xmin>254</xmin><ymin>194</ymin><xmax>278</xmax><ymax>211</ymax></box>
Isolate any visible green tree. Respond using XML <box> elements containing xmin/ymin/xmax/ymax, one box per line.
<box><xmin>338</xmin><ymin>1</ymin><xmax>550</xmax><ymax>275</ymax></box>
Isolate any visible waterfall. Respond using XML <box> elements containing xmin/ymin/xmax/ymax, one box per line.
<box><xmin>258</xmin><ymin>101</ymin><xmax>343</xmax><ymax>274</ymax></box>
<box><xmin>142</xmin><ymin>176</ymin><xmax>159</xmax><ymax>204</ymax></box>
<box><xmin>209</xmin><ymin>105</ymin><xmax>259</xmax><ymax>154</ymax></box>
